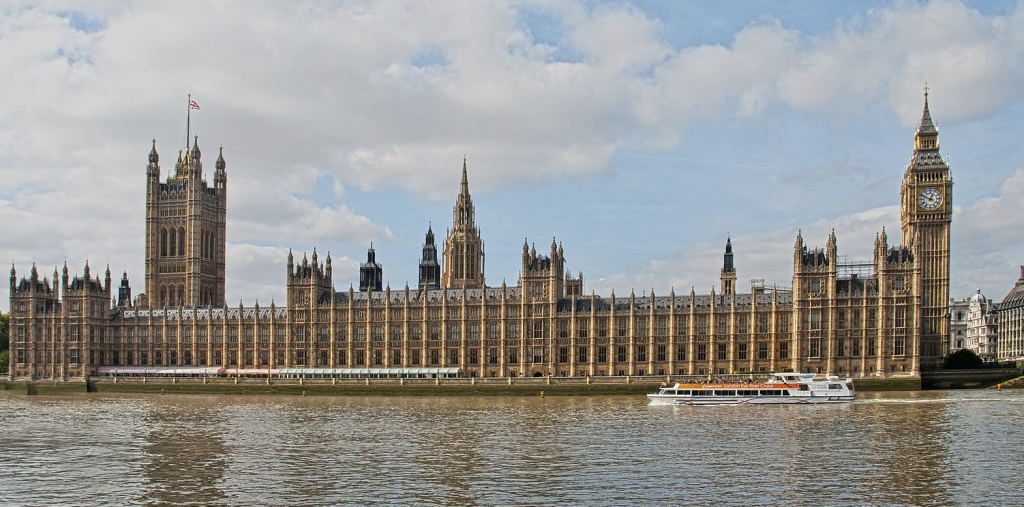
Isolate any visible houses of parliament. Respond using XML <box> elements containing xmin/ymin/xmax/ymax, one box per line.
<box><xmin>8</xmin><ymin>93</ymin><xmax>952</xmax><ymax>380</ymax></box>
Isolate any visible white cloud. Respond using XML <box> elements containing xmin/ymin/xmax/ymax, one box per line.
<box><xmin>2</xmin><ymin>1</ymin><xmax>1023</xmax><ymax>311</ymax></box>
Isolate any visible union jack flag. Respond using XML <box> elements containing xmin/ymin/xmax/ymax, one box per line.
<box><xmin>189</xmin><ymin>100</ymin><xmax>200</xmax><ymax>110</ymax></box>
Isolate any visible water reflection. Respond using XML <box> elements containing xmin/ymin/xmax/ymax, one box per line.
<box><xmin>1</xmin><ymin>390</ymin><xmax>1022</xmax><ymax>506</ymax></box>
<box><xmin>141</xmin><ymin>398</ymin><xmax>229</xmax><ymax>506</ymax></box>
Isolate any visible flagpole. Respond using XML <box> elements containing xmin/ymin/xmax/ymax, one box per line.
<box><xmin>186</xmin><ymin>93</ymin><xmax>191</xmax><ymax>149</ymax></box>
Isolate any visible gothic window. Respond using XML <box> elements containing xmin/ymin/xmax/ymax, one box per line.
<box><xmin>657</xmin><ymin>345</ymin><xmax>666</xmax><ymax>362</ymax></box>
<box><xmin>558</xmin><ymin>347</ymin><xmax>568</xmax><ymax>363</ymax></box>
<box><xmin>470</xmin><ymin>324</ymin><xmax>479</xmax><ymax>340</ymax></box>
<box><xmin>809</xmin><ymin>339</ymin><xmax>821</xmax><ymax>357</ymax></box>
<box><xmin>450</xmin><ymin>349</ymin><xmax>459</xmax><ymax>365</ymax></box>
<box><xmin>577</xmin><ymin>346</ymin><xmax>588</xmax><ymax>363</ymax></box>
<box><xmin>676</xmin><ymin>344</ymin><xmax>686</xmax><ymax>361</ymax></box>
<box><xmin>717</xmin><ymin>317</ymin><xmax>727</xmax><ymax>335</ymax></box>
<box><xmin>617</xmin><ymin>320</ymin><xmax>627</xmax><ymax>337</ymax></box>
<box><xmin>534</xmin><ymin>347</ymin><xmax>545</xmax><ymax>364</ymax></box>
<box><xmin>697</xmin><ymin>344</ymin><xmax>707</xmax><ymax>361</ymax></box>
<box><xmin>533</xmin><ymin>321</ymin><xmax>544</xmax><ymax>339</ymax></box>
<box><xmin>489</xmin><ymin>323</ymin><xmax>499</xmax><ymax>339</ymax></box>
<box><xmin>758</xmin><ymin>315</ymin><xmax>769</xmax><ymax>334</ymax></box>
<box><xmin>737</xmin><ymin>343</ymin><xmax>747</xmax><ymax>360</ymax></box>
<box><xmin>597</xmin><ymin>346</ymin><xmax>608</xmax><ymax>362</ymax></box>
<box><xmin>636</xmin><ymin>345</ymin><xmax>646</xmax><ymax>362</ymax></box>
<box><xmin>738</xmin><ymin>316</ymin><xmax>748</xmax><ymax>334</ymax></box>
<box><xmin>758</xmin><ymin>342</ymin><xmax>769</xmax><ymax>359</ymax></box>
<box><xmin>717</xmin><ymin>343</ymin><xmax>727</xmax><ymax>360</ymax></box>
<box><xmin>508</xmin><ymin>348</ymin><xmax>518</xmax><ymax>364</ymax></box>
<box><xmin>161</xmin><ymin>229</ymin><xmax>168</xmax><ymax>256</ymax></box>
<box><xmin>837</xmin><ymin>310</ymin><xmax>846</xmax><ymax>330</ymax></box>
<box><xmin>509</xmin><ymin>323</ymin><xmax>518</xmax><ymax>339</ymax></box>
<box><xmin>178</xmin><ymin>227</ymin><xmax>185</xmax><ymax>257</ymax></box>
<box><xmin>810</xmin><ymin>311</ymin><xmax>821</xmax><ymax>331</ymax></box>
<box><xmin>779</xmin><ymin>341</ymin><xmax>789</xmax><ymax>359</ymax></box>
<box><xmin>697</xmin><ymin>316</ymin><xmax>707</xmax><ymax>335</ymax></box>
<box><xmin>636</xmin><ymin>318</ymin><xmax>647</xmax><ymax>337</ymax></box>
<box><xmin>894</xmin><ymin>308</ymin><xmax>906</xmax><ymax>328</ymax></box>
<box><xmin>578</xmin><ymin>320</ymin><xmax>588</xmax><ymax>338</ymax></box>
<box><xmin>616</xmin><ymin>346</ymin><xmax>627</xmax><ymax>362</ymax></box>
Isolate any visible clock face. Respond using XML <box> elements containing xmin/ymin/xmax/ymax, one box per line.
<box><xmin>918</xmin><ymin>188</ymin><xmax>942</xmax><ymax>210</ymax></box>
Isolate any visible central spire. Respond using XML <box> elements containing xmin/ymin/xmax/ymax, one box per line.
<box><xmin>453</xmin><ymin>156</ymin><xmax>475</xmax><ymax>229</ymax></box>
<box><xmin>442</xmin><ymin>157</ymin><xmax>485</xmax><ymax>289</ymax></box>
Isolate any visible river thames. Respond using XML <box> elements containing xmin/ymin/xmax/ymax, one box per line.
<box><xmin>1</xmin><ymin>389</ymin><xmax>1022</xmax><ymax>506</ymax></box>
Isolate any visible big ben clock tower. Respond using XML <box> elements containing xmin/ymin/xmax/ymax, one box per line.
<box><xmin>900</xmin><ymin>86</ymin><xmax>952</xmax><ymax>369</ymax></box>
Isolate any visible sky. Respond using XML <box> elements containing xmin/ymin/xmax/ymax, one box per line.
<box><xmin>2</xmin><ymin>0</ymin><xmax>1024</xmax><ymax>312</ymax></box>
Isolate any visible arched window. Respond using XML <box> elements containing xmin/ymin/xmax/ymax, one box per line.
<box><xmin>168</xmin><ymin>229</ymin><xmax>176</xmax><ymax>257</ymax></box>
<box><xmin>160</xmin><ymin>287</ymin><xmax>167</xmax><ymax>307</ymax></box>
<box><xmin>161</xmin><ymin>229</ymin><xmax>168</xmax><ymax>257</ymax></box>
<box><xmin>178</xmin><ymin>228</ymin><xmax>185</xmax><ymax>257</ymax></box>
<box><xmin>178</xmin><ymin>286</ymin><xmax>185</xmax><ymax>306</ymax></box>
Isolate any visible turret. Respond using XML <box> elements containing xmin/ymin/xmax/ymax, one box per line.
<box><xmin>359</xmin><ymin>244</ymin><xmax>383</xmax><ymax>292</ymax></box>
<box><xmin>418</xmin><ymin>225</ymin><xmax>441</xmax><ymax>290</ymax></box>
<box><xmin>720</xmin><ymin>236</ymin><xmax>736</xmax><ymax>295</ymax></box>
<box><xmin>117</xmin><ymin>271</ymin><xmax>132</xmax><ymax>308</ymax></box>
<box><xmin>147</xmin><ymin>138</ymin><xmax>160</xmax><ymax>182</ymax></box>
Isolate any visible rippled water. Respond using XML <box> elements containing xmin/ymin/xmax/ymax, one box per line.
<box><xmin>1</xmin><ymin>389</ymin><xmax>1023</xmax><ymax>506</ymax></box>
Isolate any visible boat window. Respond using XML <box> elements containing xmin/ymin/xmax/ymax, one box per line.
<box><xmin>692</xmin><ymin>390</ymin><xmax>710</xmax><ymax>396</ymax></box>
<box><xmin>665</xmin><ymin>390</ymin><xmax>677</xmax><ymax>395</ymax></box>
<box><xmin>678</xmin><ymin>390</ymin><xmax>690</xmax><ymax>396</ymax></box>
<box><xmin>798</xmin><ymin>384</ymin><xmax>809</xmax><ymax>391</ymax></box>
<box><xmin>829</xmin><ymin>384</ymin><xmax>843</xmax><ymax>390</ymax></box>
<box><xmin>716</xmin><ymin>390</ymin><xmax>735</xmax><ymax>396</ymax></box>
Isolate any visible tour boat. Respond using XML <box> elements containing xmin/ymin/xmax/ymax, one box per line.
<box><xmin>647</xmin><ymin>373</ymin><xmax>855</xmax><ymax>405</ymax></box>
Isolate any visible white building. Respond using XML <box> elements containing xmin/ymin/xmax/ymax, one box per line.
<box><xmin>949</xmin><ymin>297</ymin><xmax>969</xmax><ymax>353</ymax></box>
<box><xmin>965</xmin><ymin>289</ymin><xmax>999</xmax><ymax>362</ymax></box>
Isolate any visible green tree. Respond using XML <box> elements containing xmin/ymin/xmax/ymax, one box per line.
<box><xmin>944</xmin><ymin>348</ymin><xmax>984</xmax><ymax>369</ymax></box>
<box><xmin>0</xmin><ymin>312</ymin><xmax>7</xmax><ymax>351</ymax></box>
<box><xmin>0</xmin><ymin>350</ymin><xmax>7</xmax><ymax>376</ymax></box>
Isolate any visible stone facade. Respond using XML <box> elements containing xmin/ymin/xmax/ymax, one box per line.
<box><xmin>8</xmin><ymin>94</ymin><xmax>952</xmax><ymax>380</ymax></box>
<box><xmin>144</xmin><ymin>137</ymin><xmax>227</xmax><ymax>308</ymax></box>
<box><xmin>997</xmin><ymin>267</ymin><xmax>1024</xmax><ymax>362</ymax></box>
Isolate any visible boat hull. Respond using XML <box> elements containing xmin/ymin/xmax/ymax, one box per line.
<box><xmin>647</xmin><ymin>394</ymin><xmax>855</xmax><ymax>406</ymax></box>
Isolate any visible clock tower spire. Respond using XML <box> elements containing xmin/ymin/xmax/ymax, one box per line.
<box><xmin>899</xmin><ymin>84</ymin><xmax>952</xmax><ymax>370</ymax></box>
